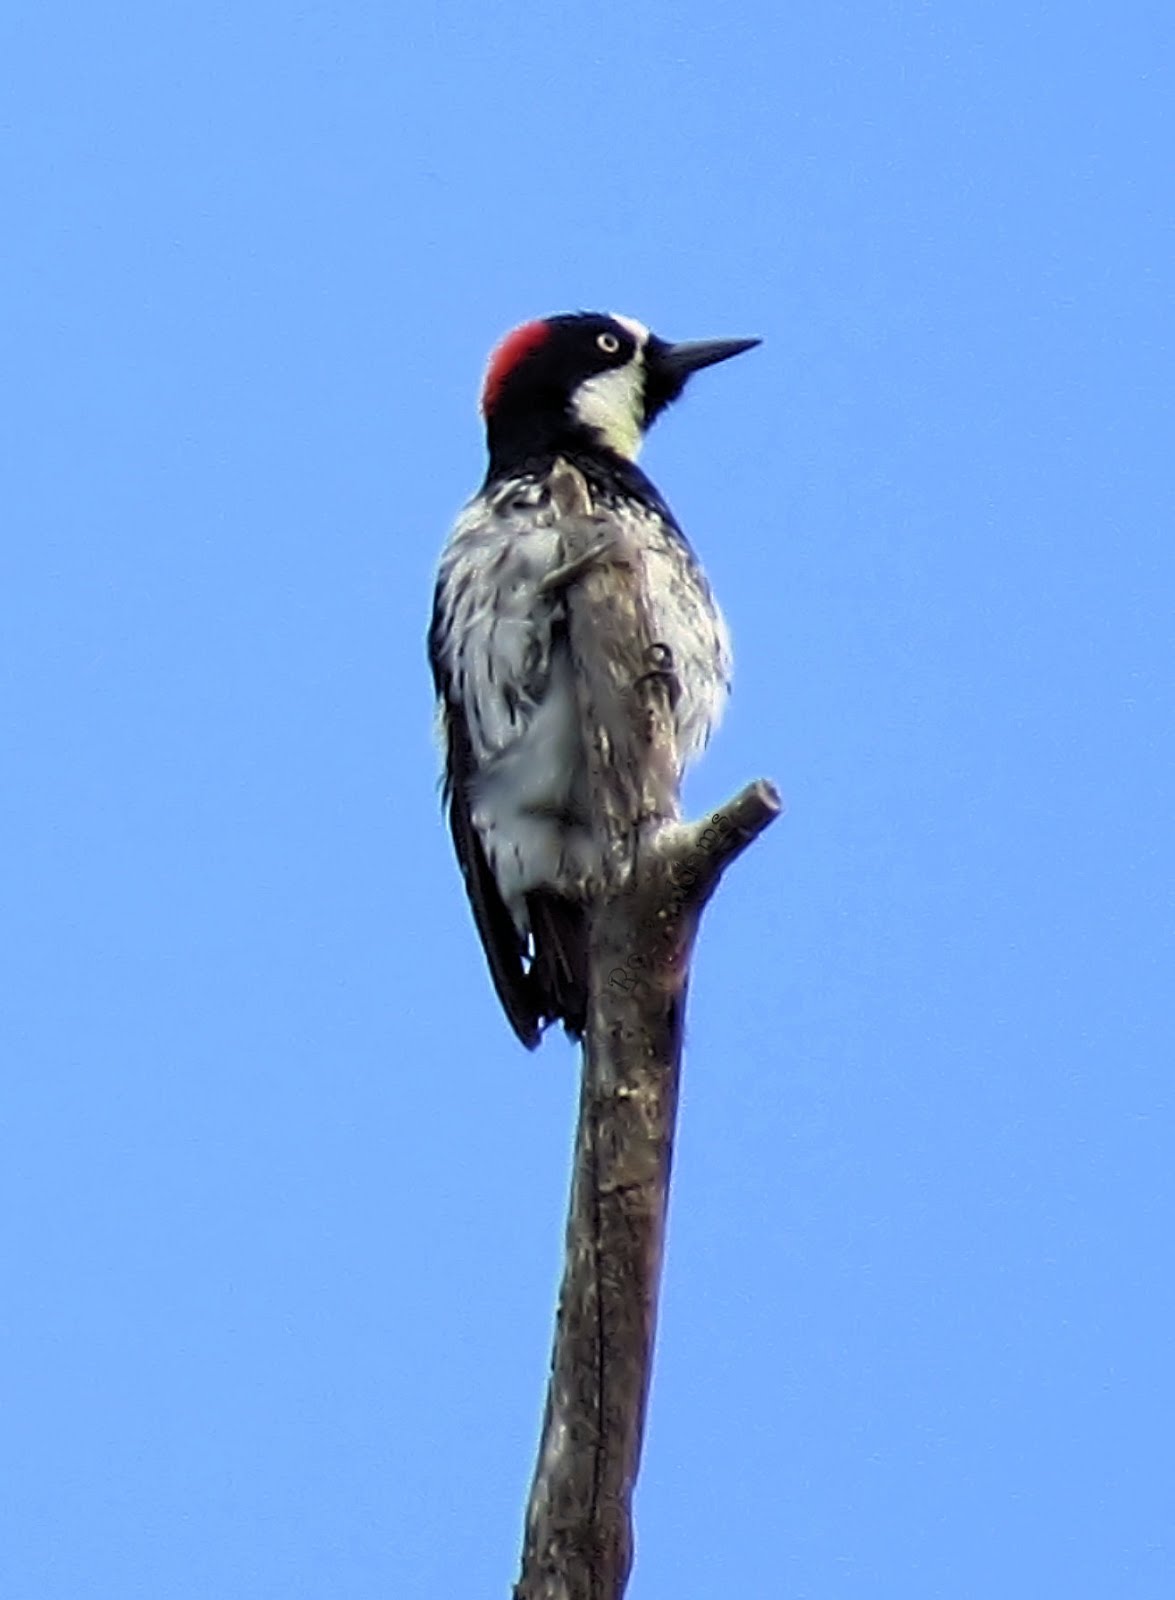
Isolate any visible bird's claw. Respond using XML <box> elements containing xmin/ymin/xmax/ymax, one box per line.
<box><xmin>636</xmin><ymin>641</ymin><xmax>681</xmax><ymax>708</ymax></box>
<box><xmin>539</xmin><ymin>536</ymin><xmax>622</xmax><ymax>595</ymax></box>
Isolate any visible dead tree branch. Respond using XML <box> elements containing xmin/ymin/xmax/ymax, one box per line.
<box><xmin>514</xmin><ymin>462</ymin><xmax>780</xmax><ymax>1600</ymax></box>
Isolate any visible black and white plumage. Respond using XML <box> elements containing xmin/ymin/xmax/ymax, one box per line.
<box><xmin>428</xmin><ymin>312</ymin><xmax>759</xmax><ymax>1047</ymax></box>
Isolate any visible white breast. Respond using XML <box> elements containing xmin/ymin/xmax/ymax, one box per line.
<box><xmin>434</xmin><ymin>478</ymin><xmax>730</xmax><ymax>934</ymax></box>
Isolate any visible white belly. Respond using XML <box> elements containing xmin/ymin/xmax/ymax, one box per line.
<box><xmin>470</xmin><ymin>648</ymin><xmax>595</xmax><ymax>926</ymax></box>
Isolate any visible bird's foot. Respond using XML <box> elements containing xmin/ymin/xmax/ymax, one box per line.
<box><xmin>539</xmin><ymin>536</ymin><xmax>624</xmax><ymax>596</ymax></box>
<box><xmin>636</xmin><ymin>641</ymin><xmax>681</xmax><ymax>709</ymax></box>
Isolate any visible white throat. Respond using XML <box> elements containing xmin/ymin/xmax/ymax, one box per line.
<box><xmin>569</xmin><ymin>364</ymin><xmax>644</xmax><ymax>459</ymax></box>
<box><xmin>567</xmin><ymin>317</ymin><xmax>650</xmax><ymax>460</ymax></box>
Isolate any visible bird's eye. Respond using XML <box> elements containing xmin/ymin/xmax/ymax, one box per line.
<box><xmin>597</xmin><ymin>332</ymin><xmax>621</xmax><ymax>355</ymax></box>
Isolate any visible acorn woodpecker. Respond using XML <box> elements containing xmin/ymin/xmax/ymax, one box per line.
<box><xmin>428</xmin><ymin>311</ymin><xmax>759</xmax><ymax>1047</ymax></box>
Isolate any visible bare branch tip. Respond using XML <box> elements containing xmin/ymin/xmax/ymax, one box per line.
<box><xmin>729</xmin><ymin>777</ymin><xmax>784</xmax><ymax>832</ymax></box>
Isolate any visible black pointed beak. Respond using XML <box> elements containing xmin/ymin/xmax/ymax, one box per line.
<box><xmin>643</xmin><ymin>332</ymin><xmax>761</xmax><ymax>422</ymax></box>
<box><xmin>657</xmin><ymin>335</ymin><xmax>761</xmax><ymax>380</ymax></box>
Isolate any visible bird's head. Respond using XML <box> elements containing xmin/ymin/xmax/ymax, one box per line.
<box><xmin>480</xmin><ymin>312</ymin><xmax>759</xmax><ymax>472</ymax></box>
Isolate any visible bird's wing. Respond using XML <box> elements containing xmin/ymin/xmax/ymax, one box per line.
<box><xmin>438</xmin><ymin>706</ymin><xmax>542</xmax><ymax>1048</ymax></box>
<box><xmin>430</xmin><ymin>496</ymin><xmax>559</xmax><ymax>766</ymax></box>
<box><xmin>428</xmin><ymin>501</ymin><xmax>561</xmax><ymax>1048</ymax></box>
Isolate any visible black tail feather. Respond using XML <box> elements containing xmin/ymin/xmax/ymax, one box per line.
<box><xmin>526</xmin><ymin>892</ymin><xmax>589</xmax><ymax>1039</ymax></box>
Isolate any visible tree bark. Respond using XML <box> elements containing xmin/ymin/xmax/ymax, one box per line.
<box><xmin>514</xmin><ymin>462</ymin><xmax>780</xmax><ymax>1600</ymax></box>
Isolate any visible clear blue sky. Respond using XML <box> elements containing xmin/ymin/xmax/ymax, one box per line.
<box><xmin>3</xmin><ymin>3</ymin><xmax>1172</xmax><ymax>1596</ymax></box>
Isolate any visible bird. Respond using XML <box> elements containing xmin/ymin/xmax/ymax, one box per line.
<box><xmin>428</xmin><ymin>311</ymin><xmax>759</xmax><ymax>1048</ymax></box>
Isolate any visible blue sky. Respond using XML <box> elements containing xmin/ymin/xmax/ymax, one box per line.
<box><xmin>3</xmin><ymin>2</ymin><xmax>1172</xmax><ymax>1595</ymax></box>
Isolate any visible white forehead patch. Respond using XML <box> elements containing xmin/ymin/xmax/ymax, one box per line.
<box><xmin>609</xmin><ymin>313</ymin><xmax>650</xmax><ymax>346</ymax></box>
